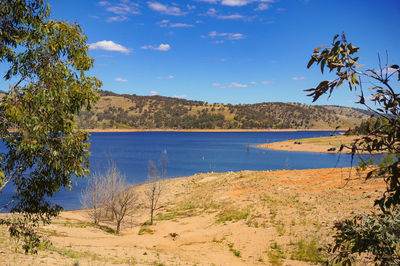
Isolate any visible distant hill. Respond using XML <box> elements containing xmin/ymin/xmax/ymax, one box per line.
<box><xmin>73</xmin><ymin>90</ymin><xmax>369</xmax><ymax>130</ymax></box>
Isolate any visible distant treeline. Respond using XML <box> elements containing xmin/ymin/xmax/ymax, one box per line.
<box><xmin>76</xmin><ymin>90</ymin><xmax>370</xmax><ymax>129</ymax></box>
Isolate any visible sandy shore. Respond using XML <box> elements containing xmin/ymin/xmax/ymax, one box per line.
<box><xmin>256</xmin><ymin>135</ymin><xmax>361</xmax><ymax>154</ymax></box>
<box><xmin>84</xmin><ymin>128</ymin><xmax>338</xmax><ymax>133</ymax></box>
<box><xmin>0</xmin><ymin>167</ymin><xmax>383</xmax><ymax>265</ymax></box>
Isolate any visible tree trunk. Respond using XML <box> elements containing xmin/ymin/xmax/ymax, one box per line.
<box><xmin>116</xmin><ymin>220</ymin><xmax>121</xmax><ymax>234</ymax></box>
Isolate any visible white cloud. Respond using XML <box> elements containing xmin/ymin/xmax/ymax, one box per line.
<box><xmin>207</xmin><ymin>8</ymin><xmax>217</xmax><ymax>15</ymax></box>
<box><xmin>150</xmin><ymin>91</ymin><xmax>159</xmax><ymax>96</ymax></box>
<box><xmin>187</xmin><ymin>4</ymin><xmax>196</xmax><ymax>10</ymax></box>
<box><xmin>213</xmin><ymin>82</ymin><xmax>248</xmax><ymax>88</ymax></box>
<box><xmin>212</xmin><ymin>82</ymin><xmax>221</xmax><ymax>87</ymax></box>
<box><xmin>207</xmin><ymin>31</ymin><xmax>246</xmax><ymax>40</ymax></box>
<box><xmin>89</xmin><ymin>40</ymin><xmax>132</xmax><ymax>54</ymax></box>
<box><xmin>173</xmin><ymin>95</ymin><xmax>187</xmax><ymax>99</ymax></box>
<box><xmin>148</xmin><ymin>2</ymin><xmax>186</xmax><ymax>16</ymax></box>
<box><xmin>228</xmin><ymin>33</ymin><xmax>245</xmax><ymax>40</ymax></box>
<box><xmin>98</xmin><ymin>0</ymin><xmax>140</xmax><ymax>22</ymax></box>
<box><xmin>255</xmin><ymin>3</ymin><xmax>270</xmax><ymax>10</ymax></box>
<box><xmin>199</xmin><ymin>0</ymin><xmax>275</xmax><ymax>8</ymax></box>
<box><xmin>197</xmin><ymin>0</ymin><xmax>218</xmax><ymax>3</ymax></box>
<box><xmin>106</xmin><ymin>15</ymin><xmax>128</xmax><ymax>22</ymax></box>
<box><xmin>141</xmin><ymin>44</ymin><xmax>171</xmax><ymax>51</ymax></box>
<box><xmin>217</xmin><ymin>14</ymin><xmax>245</xmax><ymax>19</ymax></box>
<box><xmin>230</xmin><ymin>82</ymin><xmax>248</xmax><ymax>88</ymax></box>
<box><xmin>160</xmin><ymin>20</ymin><xmax>194</xmax><ymax>28</ymax></box>
<box><xmin>221</xmin><ymin>0</ymin><xmax>252</xmax><ymax>6</ymax></box>
<box><xmin>250</xmin><ymin>81</ymin><xmax>257</xmax><ymax>85</ymax></box>
<box><xmin>292</xmin><ymin>76</ymin><xmax>305</xmax><ymax>82</ymax></box>
<box><xmin>115</xmin><ymin>77</ymin><xmax>128</xmax><ymax>82</ymax></box>
<box><xmin>170</xmin><ymin>23</ymin><xmax>193</xmax><ymax>28</ymax></box>
<box><xmin>157</xmin><ymin>75</ymin><xmax>175</xmax><ymax>79</ymax></box>
<box><xmin>106</xmin><ymin>4</ymin><xmax>139</xmax><ymax>15</ymax></box>
<box><xmin>98</xmin><ymin>1</ymin><xmax>110</xmax><ymax>6</ymax></box>
<box><xmin>261</xmin><ymin>80</ymin><xmax>273</xmax><ymax>85</ymax></box>
<box><xmin>206</xmin><ymin>7</ymin><xmax>244</xmax><ymax>20</ymax></box>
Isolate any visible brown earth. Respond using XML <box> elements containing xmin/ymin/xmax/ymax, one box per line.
<box><xmin>256</xmin><ymin>135</ymin><xmax>361</xmax><ymax>154</ymax></box>
<box><xmin>0</xmin><ymin>167</ymin><xmax>384</xmax><ymax>265</ymax></box>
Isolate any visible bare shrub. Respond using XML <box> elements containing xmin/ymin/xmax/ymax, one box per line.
<box><xmin>80</xmin><ymin>172</ymin><xmax>106</xmax><ymax>224</ymax></box>
<box><xmin>81</xmin><ymin>161</ymin><xmax>137</xmax><ymax>234</ymax></box>
<box><xmin>145</xmin><ymin>149</ymin><xmax>166</xmax><ymax>225</ymax></box>
<box><xmin>103</xmin><ymin>161</ymin><xmax>138</xmax><ymax>234</ymax></box>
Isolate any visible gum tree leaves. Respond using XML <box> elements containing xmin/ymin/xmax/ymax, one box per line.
<box><xmin>0</xmin><ymin>0</ymin><xmax>101</xmax><ymax>252</ymax></box>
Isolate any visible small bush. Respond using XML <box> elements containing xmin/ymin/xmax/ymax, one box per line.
<box><xmin>228</xmin><ymin>243</ymin><xmax>241</xmax><ymax>257</ymax></box>
<box><xmin>216</xmin><ymin>208</ymin><xmax>249</xmax><ymax>223</ymax></box>
<box><xmin>138</xmin><ymin>226</ymin><xmax>154</xmax><ymax>235</ymax></box>
<box><xmin>329</xmin><ymin>210</ymin><xmax>400</xmax><ymax>265</ymax></box>
<box><xmin>155</xmin><ymin>212</ymin><xmax>176</xmax><ymax>221</ymax></box>
<box><xmin>268</xmin><ymin>241</ymin><xmax>286</xmax><ymax>265</ymax></box>
<box><xmin>290</xmin><ymin>238</ymin><xmax>324</xmax><ymax>263</ymax></box>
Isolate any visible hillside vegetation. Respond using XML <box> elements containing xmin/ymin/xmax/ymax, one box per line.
<box><xmin>74</xmin><ymin>90</ymin><xmax>368</xmax><ymax>129</ymax></box>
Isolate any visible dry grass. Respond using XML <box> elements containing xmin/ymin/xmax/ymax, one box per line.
<box><xmin>0</xmin><ymin>167</ymin><xmax>385</xmax><ymax>265</ymax></box>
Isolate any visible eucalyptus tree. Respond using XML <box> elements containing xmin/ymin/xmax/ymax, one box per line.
<box><xmin>307</xmin><ymin>33</ymin><xmax>400</xmax><ymax>264</ymax></box>
<box><xmin>0</xmin><ymin>0</ymin><xmax>101</xmax><ymax>252</ymax></box>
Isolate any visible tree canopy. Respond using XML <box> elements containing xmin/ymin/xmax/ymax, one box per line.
<box><xmin>307</xmin><ymin>33</ymin><xmax>400</xmax><ymax>264</ymax></box>
<box><xmin>0</xmin><ymin>0</ymin><xmax>101</xmax><ymax>252</ymax></box>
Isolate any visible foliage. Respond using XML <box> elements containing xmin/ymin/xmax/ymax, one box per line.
<box><xmin>307</xmin><ymin>33</ymin><xmax>400</xmax><ymax>264</ymax></box>
<box><xmin>138</xmin><ymin>225</ymin><xmax>154</xmax><ymax>235</ymax></box>
<box><xmin>75</xmin><ymin>90</ymin><xmax>368</xmax><ymax>130</ymax></box>
<box><xmin>290</xmin><ymin>238</ymin><xmax>325</xmax><ymax>264</ymax></box>
<box><xmin>346</xmin><ymin>116</ymin><xmax>389</xmax><ymax>136</ymax></box>
<box><xmin>330</xmin><ymin>210</ymin><xmax>400</xmax><ymax>265</ymax></box>
<box><xmin>268</xmin><ymin>241</ymin><xmax>286</xmax><ymax>265</ymax></box>
<box><xmin>216</xmin><ymin>208</ymin><xmax>249</xmax><ymax>223</ymax></box>
<box><xmin>227</xmin><ymin>242</ymin><xmax>241</xmax><ymax>257</ymax></box>
<box><xmin>0</xmin><ymin>0</ymin><xmax>101</xmax><ymax>252</ymax></box>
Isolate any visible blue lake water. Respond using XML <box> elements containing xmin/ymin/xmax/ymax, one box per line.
<box><xmin>1</xmin><ymin>131</ymin><xmax>373</xmax><ymax>210</ymax></box>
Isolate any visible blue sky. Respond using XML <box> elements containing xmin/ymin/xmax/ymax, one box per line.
<box><xmin>6</xmin><ymin>1</ymin><xmax>400</xmax><ymax>107</ymax></box>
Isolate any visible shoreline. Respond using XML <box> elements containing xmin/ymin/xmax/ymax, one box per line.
<box><xmin>256</xmin><ymin>143</ymin><xmax>350</xmax><ymax>154</ymax></box>
<box><xmin>255</xmin><ymin>135</ymin><xmax>354</xmax><ymax>154</ymax></box>
<box><xmin>84</xmin><ymin>128</ymin><xmax>340</xmax><ymax>133</ymax></box>
<box><xmin>255</xmin><ymin>135</ymin><xmax>377</xmax><ymax>154</ymax></box>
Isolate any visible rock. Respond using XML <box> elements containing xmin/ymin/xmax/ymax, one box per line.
<box><xmin>169</xmin><ymin>232</ymin><xmax>180</xmax><ymax>240</ymax></box>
